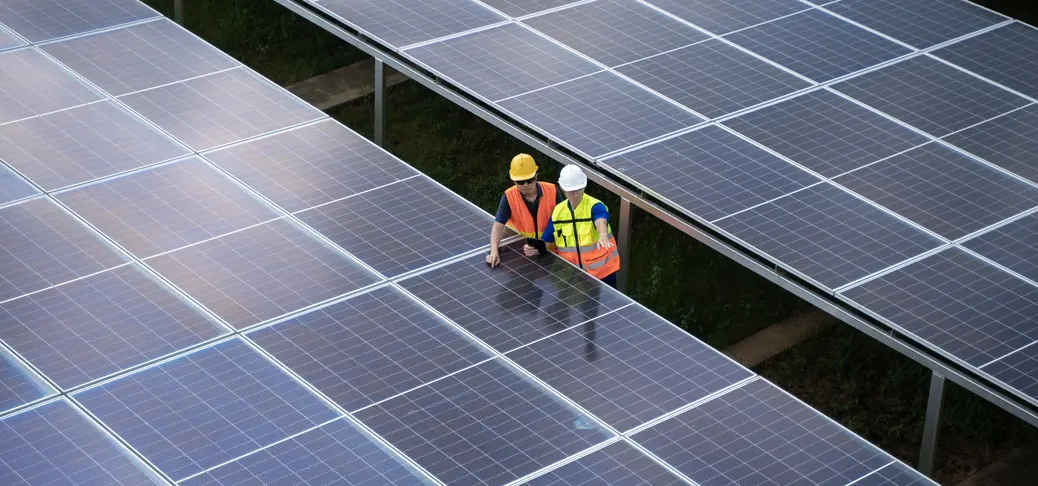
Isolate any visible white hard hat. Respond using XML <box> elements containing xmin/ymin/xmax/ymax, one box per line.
<box><xmin>558</xmin><ymin>164</ymin><xmax>587</xmax><ymax>191</ymax></box>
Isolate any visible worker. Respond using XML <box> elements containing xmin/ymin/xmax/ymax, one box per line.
<box><xmin>486</xmin><ymin>153</ymin><xmax>562</xmax><ymax>267</ymax></box>
<box><xmin>543</xmin><ymin>165</ymin><xmax>620</xmax><ymax>288</ymax></box>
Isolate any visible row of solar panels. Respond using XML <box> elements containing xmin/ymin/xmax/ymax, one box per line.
<box><xmin>0</xmin><ymin>1</ymin><xmax>936</xmax><ymax>484</ymax></box>
<box><xmin>296</xmin><ymin>0</ymin><xmax>1038</xmax><ymax>410</ymax></box>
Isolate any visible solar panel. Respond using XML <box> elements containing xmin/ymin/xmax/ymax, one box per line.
<box><xmin>832</xmin><ymin>55</ymin><xmax>1029</xmax><ymax>137</ymax></box>
<box><xmin>354</xmin><ymin>358</ymin><xmax>613</xmax><ymax>486</ymax></box>
<box><xmin>0</xmin><ymin>164</ymin><xmax>36</xmax><ymax>205</ymax></box>
<box><xmin>0</xmin><ymin>399</ymin><xmax>163</xmax><ymax>485</ymax></box>
<box><xmin>0</xmin><ymin>346</ymin><xmax>53</xmax><ymax>414</ymax></box>
<box><xmin>521</xmin><ymin>0</ymin><xmax>709</xmax><ymax>67</ymax></box>
<box><xmin>497</xmin><ymin>71</ymin><xmax>703</xmax><ymax>158</ymax></box>
<box><xmin>0</xmin><ymin>23</ymin><xmax>25</xmax><ymax>51</ymax></box>
<box><xmin>507</xmin><ymin>303</ymin><xmax>752</xmax><ymax>432</ymax></box>
<box><xmin>403</xmin><ymin>22</ymin><xmax>600</xmax><ymax>102</ymax></box>
<box><xmin>724</xmin><ymin>9</ymin><xmax>912</xmax><ymax>83</ymax></box>
<box><xmin>57</xmin><ymin>156</ymin><xmax>280</xmax><ymax>258</ymax></box>
<box><xmin>943</xmin><ymin>105</ymin><xmax>1038</xmax><ymax>185</ymax></box>
<box><xmin>0</xmin><ymin>263</ymin><xmax>227</xmax><ymax>389</ymax></box>
<box><xmin>316</xmin><ymin>0</ymin><xmax>506</xmax><ymax>48</ymax></box>
<box><xmin>0</xmin><ymin>100</ymin><xmax>190</xmax><ymax>191</ymax></box>
<box><xmin>521</xmin><ymin>441</ymin><xmax>685</xmax><ymax>485</ymax></box>
<box><xmin>644</xmin><ymin>0</ymin><xmax>809</xmax><ymax>35</ymax></box>
<box><xmin>117</xmin><ymin>67</ymin><xmax>324</xmax><ymax>151</ymax></box>
<box><xmin>633</xmin><ymin>379</ymin><xmax>897</xmax><ymax>486</ymax></box>
<box><xmin>0</xmin><ymin>0</ymin><xmax>159</xmax><ymax>43</ymax></box>
<box><xmin>853</xmin><ymin>462</ymin><xmax>940</xmax><ymax>486</ymax></box>
<box><xmin>41</xmin><ymin>18</ymin><xmax>240</xmax><ymax>97</ymax></box>
<box><xmin>980</xmin><ymin>343</ymin><xmax>1038</xmax><ymax>406</ymax></box>
<box><xmin>0</xmin><ymin>48</ymin><xmax>103</xmax><ymax>124</ymax></box>
<box><xmin>722</xmin><ymin>89</ymin><xmax>930</xmax><ymax>178</ymax></box>
<box><xmin>248</xmin><ymin>285</ymin><xmax>491</xmax><ymax>412</ymax></box>
<box><xmin>616</xmin><ymin>40</ymin><xmax>811</xmax><ymax>119</ymax></box>
<box><xmin>839</xmin><ymin>247</ymin><xmax>1038</xmax><ymax>367</ymax></box>
<box><xmin>399</xmin><ymin>242</ymin><xmax>630</xmax><ymax>352</ymax></box>
<box><xmin>0</xmin><ymin>197</ymin><xmax>126</xmax><ymax>302</ymax></box>
<box><xmin>833</xmin><ymin>143</ymin><xmax>1038</xmax><ymax>240</ymax></box>
<box><xmin>478</xmin><ymin>0</ymin><xmax>579</xmax><ymax>18</ymax></box>
<box><xmin>824</xmin><ymin>0</ymin><xmax>1005</xmax><ymax>49</ymax></box>
<box><xmin>713</xmin><ymin>182</ymin><xmax>943</xmax><ymax>291</ymax></box>
<box><xmin>935</xmin><ymin>22</ymin><xmax>1038</xmax><ymax>99</ymax></box>
<box><xmin>602</xmin><ymin>124</ymin><xmax>820</xmax><ymax>223</ymax></box>
<box><xmin>963</xmin><ymin>212</ymin><xmax>1038</xmax><ymax>283</ymax></box>
<box><xmin>179</xmin><ymin>417</ymin><xmax>431</xmax><ymax>485</ymax></box>
<box><xmin>297</xmin><ymin>176</ymin><xmax>494</xmax><ymax>278</ymax></box>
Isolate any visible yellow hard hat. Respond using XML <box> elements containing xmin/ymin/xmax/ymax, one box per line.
<box><xmin>509</xmin><ymin>153</ymin><xmax>538</xmax><ymax>181</ymax></box>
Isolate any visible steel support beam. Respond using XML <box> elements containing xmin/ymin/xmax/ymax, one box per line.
<box><xmin>918</xmin><ymin>373</ymin><xmax>946</xmax><ymax>476</ymax></box>
<box><xmin>174</xmin><ymin>0</ymin><xmax>184</xmax><ymax>25</ymax></box>
<box><xmin>374</xmin><ymin>59</ymin><xmax>385</xmax><ymax>146</ymax></box>
<box><xmin>617</xmin><ymin>198</ymin><xmax>632</xmax><ymax>293</ymax></box>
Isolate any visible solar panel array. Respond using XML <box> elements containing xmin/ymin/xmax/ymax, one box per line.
<box><xmin>0</xmin><ymin>0</ymin><xmax>937</xmax><ymax>484</ymax></box>
<box><xmin>310</xmin><ymin>0</ymin><xmax>1038</xmax><ymax>414</ymax></box>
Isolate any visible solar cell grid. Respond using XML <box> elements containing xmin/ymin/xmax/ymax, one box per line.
<box><xmin>839</xmin><ymin>247</ymin><xmax>1038</xmax><ymax>367</ymax></box>
<box><xmin>0</xmin><ymin>48</ymin><xmax>104</xmax><ymax>125</ymax></box>
<box><xmin>57</xmin><ymin>157</ymin><xmax>280</xmax><ymax>258</ymax></box>
<box><xmin>981</xmin><ymin>343</ymin><xmax>1038</xmax><ymax>406</ymax></box>
<box><xmin>317</xmin><ymin>0</ymin><xmax>506</xmax><ymax>48</ymax></box>
<box><xmin>0</xmin><ymin>399</ymin><xmax>163</xmax><ymax>485</ymax></box>
<box><xmin>521</xmin><ymin>441</ymin><xmax>686</xmax><ymax>485</ymax></box>
<box><xmin>0</xmin><ymin>24</ymin><xmax>25</xmax><ymax>51</ymax></box>
<box><xmin>0</xmin><ymin>164</ymin><xmax>37</xmax><ymax>205</ymax></box>
<box><xmin>508</xmin><ymin>303</ymin><xmax>753</xmax><ymax>432</ymax></box>
<box><xmin>74</xmin><ymin>337</ymin><xmax>341</xmax><ymax>481</ymax></box>
<box><xmin>248</xmin><ymin>285</ymin><xmax>491</xmax><ymax>412</ymax></box>
<box><xmin>298</xmin><ymin>176</ymin><xmax>493</xmax><ymax>278</ymax></box>
<box><xmin>713</xmin><ymin>182</ymin><xmax>943</xmax><ymax>291</ymax></box>
<box><xmin>943</xmin><ymin>104</ymin><xmax>1038</xmax><ymax>185</ymax></box>
<box><xmin>825</xmin><ymin>0</ymin><xmax>1005</xmax><ymax>49</ymax></box>
<box><xmin>479</xmin><ymin>0</ymin><xmax>582</xmax><ymax>18</ymax></box>
<box><xmin>963</xmin><ymin>212</ymin><xmax>1038</xmax><ymax>283</ymax></box>
<box><xmin>145</xmin><ymin>218</ymin><xmax>381</xmax><ymax>330</ymax></box>
<box><xmin>935</xmin><ymin>22</ymin><xmax>1038</xmax><ymax>99</ymax></box>
<box><xmin>0</xmin><ymin>346</ymin><xmax>53</xmax><ymax>414</ymax></box>
<box><xmin>354</xmin><ymin>359</ymin><xmax>613</xmax><ymax>486</ymax></box>
<box><xmin>833</xmin><ymin>143</ymin><xmax>1038</xmax><ymax>240</ymax></box>
<box><xmin>0</xmin><ymin>263</ymin><xmax>227</xmax><ymax>390</ymax></box>
<box><xmin>0</xmin><ymin>0</ymin><xmax>159</xmax><ymax>43</ymax></box>
<box><xmin>117</xmin><ymin>67</ymin><xmax>324</xmax><ymax>151</ymax></box>
<box><xmin>0</xmin><ymin>197</ymin><xmax>126</xmax><ymax>302</ymax></box>
<box><xmin>644</xmin><ymin>0</ymin><xmax>809</xmax><ymax>35</ymax></box>
<box><xmin>521</xmin><ymin>0</ymin><xmax>709</xmax><ymax>67</ymax></box>
<box><xmin>616</xmin><ymin>40</ymin><xmax>811</xmax><ymax>119</ymax></box>
<box><xmin>722</xmin><ymin>89</ymin><xmax>930</xmax><ymax>178</ymax></box>
<box><xmin>498</xmin><ymin>71</ymin><xmax>703</xmax><ymax>158</ymax></box>
<box><xmin>42</xmin><ymin>18</ymin><xmax>240</xmax><ymax>97</ymax></box>
<box><xmin>602</xmin><ymin>124</ymin><xmax>820</xmax><ymax>222</ymax></box>
<box><xmin>0</xmin><ymin>100</ymin><xmax>190</xmax><ymax>190</ymax></box>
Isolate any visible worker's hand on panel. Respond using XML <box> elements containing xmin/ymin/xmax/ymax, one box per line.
<box><xmin>486</xmin><ymin>250</ymin><xmax>501</xmax><ymax>267</ymax></box>
<box><xmin>523</xmin><ymin>244</ymin><xmax>539</xmax><ymax>257</ymax></box>
<box><xmin>596</xmin><ymin>235</ymin><xmax>613</xmax><ymax>250</ymax></box>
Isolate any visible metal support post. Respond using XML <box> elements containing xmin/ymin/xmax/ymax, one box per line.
<box><xmin>918</xmin><ymin>372</ymin><xmax>946</xmax><ymax>476</ymax></box>
<box><xmin>616</xmin><ymin>198</ymin><xmax>632</xmax><ymax>293</ymax></box>
<box><xmin>174</xmin><ymin>0</ymin><xmax>185</xmax><ymax>25</ymax></box>
<box><xmin>374</xmin><ymin>59</ymin><xmax>385</xmax><ymax>146</ymax></box>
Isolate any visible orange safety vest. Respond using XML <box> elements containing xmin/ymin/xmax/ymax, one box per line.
<box><xmin>549</xmin><ymin>194</ymin><xmax>620</xmax><ymax>279</ymax></box>
<box><xmin>504</xmin><ymin>182</ymin><xmax>556</xmax><ymax>239</ymax></box>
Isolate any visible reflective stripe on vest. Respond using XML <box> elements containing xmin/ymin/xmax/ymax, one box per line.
<box><xmin>550</xmin><ymin>194</ymin><xmax>620</xmax><ymax>279</ymax></box>
<box><xmin>505</xmin><ymin>182</ymin><xmax>556</xmax><ymax>239</ymax></box>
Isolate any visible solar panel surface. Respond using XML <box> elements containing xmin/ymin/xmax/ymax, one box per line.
<box><xmin>644</xmin><ymin>0</ymin><xmax>809</xmax><ymax>35</ymax></box>
<box><xmin>854</xmin><ymin>463</ymin><xmax>941</xmax><ymax>486</ymax></box>
<box><xmin>0</xmin><ymin>0</ymin><xmax>158</xmax><ymax>43</ymax></box>
<box><xmin>0</xmin><ymin>24</ymin><xmax>24</xmax><ymax>51</ymax></box>
<box><xmin>0</xmin><ymin>346</ymin><xmax>53</xmax><ymax>414</ymax></box>
<box><xmin>0</xmin><ymin>47</ymin><xmax>103</xmax><ymax>124</ymax></box>
<box><xmin>824</xmin><ymin>0</ymin><xmax>1005</xmax><ymax>49</ymax></box>
<box><xmin>316</xmin><ymin>0</ymin><xmax>506</xmax><ymax>48</ymax></box>
<box><xmin>0</xmin><ymin>164</ymin><xmax>36</xmax><ymax>205</ymax></box>
<box><xmin>963</xmin><ymin>212</ymin><xmax>1038</xmax><ymax>282</ymax></box>
<box><xmin>981</xmin><ymin>343</ymin><xmax>1038</xmax><ymax>406</ymax></box>
<box><xmin>521</xmin><ymin>441</ymin><xmax>685</xmax><ymax>485</ymax></box>
<box><xmin>942</xmin><ymin>104</ymin><xmax>1038</xmax><ymax>185</ymax></box>
<box><xmin>934</xmin><ymin>22</ymin><xmax>1038</xmax><ymax>99</ymax></box>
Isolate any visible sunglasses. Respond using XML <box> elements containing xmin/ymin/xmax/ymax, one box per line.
<box><xmin>514</xmin><ymin>177</ymin><xmax>536</xmax><ymax>185</ymax></box>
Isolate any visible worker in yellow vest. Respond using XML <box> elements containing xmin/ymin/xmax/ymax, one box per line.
<box><xmin>543</xmin><ymin>165</ymin><xmax>620</xmax><ymax>288</ymax></box>
<box><xmin>486</xmin><ymin>153</ymin><xmax>563</xmax><ymax>267</ymax></box>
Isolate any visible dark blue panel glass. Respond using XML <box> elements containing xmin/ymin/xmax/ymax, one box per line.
<box><xmin>936</xmin><ymin>23</ymin><xmax>1038</xmax><ymax>99</ymax></box>
<box><xmin>0</xmin><ymin>164</ymin><xmax>36</xmax><ymax>205</ymax></box>
<box><xmin>479</xmin><ymin>0</ymin><xmax>577</xmax><ymax>17</ymax></box>
<box><xmin>523</xmin><ymin>441</ymin><xmax>685</xmax><ymax>485</ymax></box>
<box><xmin>0</xmin><ymin>48</ymin><xmax>103</xmax><ymax>124</ymax></box>
<box><xmin>0</xmin><ymin>197</ymin><xmax>126</xmax><ymax>302</ymax></box>
<box><xmin>318</xmin><ymin>0</ymin><xmax>505</xmax><ymax>48</ymax></box>
<box><xmin>841</xmin><ymin>247</ymin><xmax>1038</xmax><ymax>367</ymax></box>
<box><xmin>249</xmin><ymin>285</ymin><xmax>490</xmax><ymax>411</ymax></box>
<box><xmin>635</xmin><ymin>379</ymin><xmax>894</xmax><ymax>486</ymax></box>
<box><xmin>75</xmin><ymin>338</ymin><xmax>340</xmax><ymax>482</ymax></box>
<box><xmin>355</xmin><ymin>359</ymin><xmax>613</xmax><ymax>486</ymax></box>
<box><xmin>944</xmin><ymin>105</ymin><xmax>1038</xmax><ymax>185</ymax></box>
<box><xmin>826</xmin><ymin>0</ymin><xmax>1005</xmax><ymax>49</ymax></box>
<box><xmin>725</xmin><ymin>9</ymin><xmax>911</xmax><ymax>82</ymax></box>
<box><xmin>400</xmin><ymin>242</ymin><xmax>629</xmax><ymax>351</ymax></box>
<box><xmin>205</xmin><ymin>121</ymin><xmax>418</xmax><ymax>214</ymax></box>
<box><xmin>723</xmin><ymin>89</ymin><xmax>929</xmax><ymax>177</ymax></box>
<box><xmin>59</xmin><ymin>157</ymin><xmax>279</xmax><ymax>258</ymax></box>
<box><xmin>43</xmin><ymin>18</ymin><xmax>239</xmax><ymax>97</ymax></box>
<box><xmin>834</xmin><ymin>143</ymin><xmax>1038</xmax><ymax>240</ymax></box>
<box><xmin>963</xmin><ymin>213</ymin><xmax>1038</xmax><ymax>283</ymax></box>
<box><xmin>498</xmin><ymin>71</ymin><xmax>703</xmax><ymax>158</ymax></box>
<box><xmin>832</xmin><ymin>56</ymin><xmax>1028</xmax><ymax>137</ymax></box>
<box><xmin>298</xmin><ymin>176</ymin><xmax>493</xmax><ymax>277</ymax></box>
<box><xmin>982</xmin><ymin>343</ymin><xmax>1038</xmax><ymax>406</ymax></box>
<box><xmin>509</xmin><ymin>304</ymin><xmax>752</xmax><ymax>431</ymax></box>
<box><xmin>617</xmin><ymin>40</ymin><xmax>811</xmax><ymax>119</ymax></box>
<box><xmin>0</xmin><ymin>0</ymin><xmax>158</xmax><ymax>43</ymax></box>
<box><xmin>646</xmin><ymin>0</ymin><xmax>808</xmax><ymax>35</ymax></box>
<box><xmin>146</xmin><ymin>218</ymin><xmax>381</xmax><ymax>329</ymax></box>
<box><xmin>0</xmin><ymin>399</ymin><xmax>163</xmax><ymax>485</ymax></box>
<box><xmin>522</xmin><ymin>0</ymin><xmax>708</xmax><ymax>67</ymax></box>
<box><xmin>118</xmin><ymin>68</ymin><xmax>323</xmax><ymax>151</ymax></box>
<box><xmin>602</xmin><ymin>125</ymin><xmax>820</xmax><ymax>222</ymax></box>
<box><xmin>405</xmin><ymin>22</ymin><xmax>598</xmax><ymax>102</ymax></box>
<box><xmin>0</xmin><ymin>264</ymin><xmax>226</xmax><ymax>389</ymax></box>
<box><xmin>714</xmin><ymin>182</ymin><xmax>942</xmax><ymax>291</ymax></box>
<box><xmin>0</xmin><ymin>347</ymin><xmax>52</xmax><ymax>414</ymax></box>
<box><xmin>180</xmin><ymin>418</ymin><xmax>431</xmax><ymax>485</ymax></box>
<box><xmin>0</xmin><ymin>100</ymin><xmax>190</xmax><ymax>190</ymax></box>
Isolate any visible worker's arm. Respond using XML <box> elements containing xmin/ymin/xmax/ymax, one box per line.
<box><xmin>487</xmin><ymin>195</ymin><xmax>510</xmax><ymax>267</ymax></box>
<box><xmin>541</xmin><ymin>220</ymin><xmax>557</xmax><ymax>254</ymax></box>
<box><xmin>592</xmin><ymin>202</ymin><xmax>613</xmax><ymax>250</ymax></box>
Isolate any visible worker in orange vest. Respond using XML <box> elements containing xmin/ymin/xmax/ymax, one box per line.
<box><xmin>486</xmin><ymin>153</ymin><xmax>563</xmax><ymax>267</ymax></box>
<box><xmin>543</xmin><ymin>165</ymin><xmax>620</xmax><ymax>288</ymax></box>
